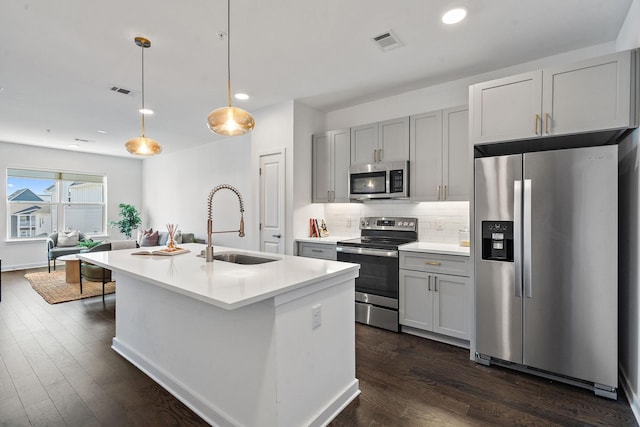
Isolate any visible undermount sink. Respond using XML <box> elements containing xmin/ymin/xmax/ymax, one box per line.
<box><xmin>212</xmin><ymin>252</ymin><xmax>280</xmax><ymax>265</ymax></box>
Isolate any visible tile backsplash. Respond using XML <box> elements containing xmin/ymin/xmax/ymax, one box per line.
<box><xmin>323</xmin><ymin>201</ymin><xmax>469</xmax><ymax>244</ymax></box>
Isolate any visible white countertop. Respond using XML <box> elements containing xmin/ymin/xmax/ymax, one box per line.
<box><xmin>78</xmin><ymin>243</ymin><xmax>359</xmax><ymax>310</ymax></box>
<box><xmin>399</xmin><ymin>242</ymin><xmax>471</xmax><ymax>257</ymax></box>
<box><xmin>296</xmin><ymin>236</ymin><xmax>354</xmax><ymax>244</ymax></box>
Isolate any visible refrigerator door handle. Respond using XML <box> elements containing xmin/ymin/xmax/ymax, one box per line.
<box><xmin>523</xmin><ymin>179</ymin><xmax>533</xmax><ymax>298</ymax></box>
<box><xmin>514</xmin><ymin>180</ymin><xmax>522</xmax><ymax>298</ymax></box>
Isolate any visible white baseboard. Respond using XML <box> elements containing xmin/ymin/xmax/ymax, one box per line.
<box><xmin>1</xmin><ymin>262</ymin><xmax>47</xmax><ymax>272</ymax></box>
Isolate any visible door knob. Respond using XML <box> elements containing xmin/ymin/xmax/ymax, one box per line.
<box><xmin>272</xmin><ymin>234</ymin><xmax>282</xmax><ymax>238</ymax></box>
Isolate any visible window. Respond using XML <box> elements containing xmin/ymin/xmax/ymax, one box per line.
<box><xmin>7</xmin><ymin>168</ymin><xmax>106</xmax><ymax>239</ymax></box>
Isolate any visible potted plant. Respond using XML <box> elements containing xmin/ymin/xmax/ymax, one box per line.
<box><xmin>110</xmin><ymin>203</ymin><xmax>142</xmax><ymax>239</ymax></box>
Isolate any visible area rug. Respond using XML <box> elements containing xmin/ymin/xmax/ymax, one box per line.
<box><xmin>24</xmin><ymin>271</ymin><xmax>115</xmax><ymax>304</ymax></box>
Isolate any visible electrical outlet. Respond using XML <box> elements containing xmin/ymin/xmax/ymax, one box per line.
<box><xmin>346</xmin><ymin>217</ymin><xmax>352</xmax><ymax>228</ymax></box>
<box><xmin>436</xmin><ymin>218</ymin><xmax>445</xmax><ymax>230</ymax></box>
<box><xmin>312</xmin><ymin>304</ymin><xmax>322</xmax><ymax>329</ymax></box>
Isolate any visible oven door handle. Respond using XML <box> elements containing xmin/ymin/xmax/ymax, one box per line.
<box><xmin>336</xmin><ymin>246</ymin><xmax>398</xmax><ymax>258</ymax></box>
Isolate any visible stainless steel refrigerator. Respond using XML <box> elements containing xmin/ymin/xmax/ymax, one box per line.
<box><xmin>474</xmin><ymin>144</ymin><xmax>618</xmax><ymax>399</ymax></box>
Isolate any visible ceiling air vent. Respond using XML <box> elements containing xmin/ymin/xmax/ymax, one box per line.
<box><xmin>371</xmin><ymin>30</ymin><xmax>402</xmax><ymax>51</ymax></box>
<box><xmin>110</xmin><ymin>86</ymin><xmax>132</xmax><ymax>95</ymax></box>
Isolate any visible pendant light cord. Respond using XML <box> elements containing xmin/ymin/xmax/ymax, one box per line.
<box><xmin>141</xmin><ymin>42</ymin><xmax>146</xmax><ymax>136</ymax></box>
<box><xmin>227</xmin><ymin>0</ymin><xmax>232</xmax><ymax>108</ymax></box>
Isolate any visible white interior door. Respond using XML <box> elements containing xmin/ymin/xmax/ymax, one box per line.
<box><xmin>259</xmin><ymin>151</ymin><xmax>285</xmax><ymax>254</ymax></box>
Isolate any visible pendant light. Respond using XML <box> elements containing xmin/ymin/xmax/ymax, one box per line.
<box><xmin>125</xmin><ymin>37</ymin><xmax>162</xmax><ymax>156</ymax></box>
<box><xmin>207</xmin><ymin>0</ymin><xmax>255</xmax><ymax>136</ymax></box>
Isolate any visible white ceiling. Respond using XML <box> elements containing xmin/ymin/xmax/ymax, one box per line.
<box><xmin>0</xmin><ymin>0</ymin><xmax>633</xmax><ymax>157</ymax></box>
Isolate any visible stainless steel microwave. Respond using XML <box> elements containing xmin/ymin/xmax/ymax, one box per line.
<box><xmin>348</xmin><ymin>161</ymin><xmax>409</xmax><ymax>200</ymax></box>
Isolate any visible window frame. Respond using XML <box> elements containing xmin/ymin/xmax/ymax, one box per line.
<box><xmin>6</xmin><ymin>167</ymin><xmax>107</xmax><ymax>241</ymax></box>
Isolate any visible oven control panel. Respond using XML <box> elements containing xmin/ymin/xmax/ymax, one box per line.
<box><xmin>360</xmin><ymin>217</ymin><xmax>418</xmax><ymax>232</ymax></box>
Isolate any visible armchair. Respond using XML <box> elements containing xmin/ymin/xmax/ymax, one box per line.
<box><xmin>46</xmin><ymin>231</ymin><xmax>88</xmax><ymax>273</ymax></box>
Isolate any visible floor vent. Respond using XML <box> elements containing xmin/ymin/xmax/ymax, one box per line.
<box><xmin>371</xmin><ymin>30</ymin><xmax>402</xmax><ymax>51</ymax></box>
<box><xmin>110</xmin><ymin>86</ymin><xmax>132</xmax><ymax>95</ymax></box>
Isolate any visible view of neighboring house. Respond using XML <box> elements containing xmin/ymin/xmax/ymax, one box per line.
<box><xmin>8</xmin><ymin>181</ymin><xmax>105</xmax><ymax>239</ymax></box>
<box><xmin>7</xmin><ymin>188</ymin><xmax>49</xmax><ymax>238</ymax></box>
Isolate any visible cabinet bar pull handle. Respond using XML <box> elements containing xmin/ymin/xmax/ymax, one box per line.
<box><xmin>328</xmin><ymin>190</ymin><xmax>331</xmax><ymax>201</ymax></box>
<box><xmin>434</xmin><ymin>276</ymin><xmax>438</xmax><ymax>292</ymax></box>
<box><xmin>444</xmin><ymin>185</ymin><xmax>448</xmax><ymax>200</ymax></box>
<box><xmin>428</xmin><ymin>275</ymin><xmax>431</xmax><ymax>291</ymax></box>
<box><xmin>535</xmin><ymin>114</ymin><xmax>540</xmax><ymax>135</ymax></box>
<box><xmin>373</xmin><ymin>149</ymin><xmax>377</xmax><ymax>162</ymax></box>
<box><xmin>379</xmin><ymin>149</ymin><xmax>383</xmax><ymax>161</ymax></box>
<box><xmin>425</xmin><ymin>261</ymin><xmax>441</xmax><ymax>266</ymax></box>
<box><xmin>545</xmin><ymin>113</ymin><xmax>550</xmax><ymax>134</ymax></box>
<box><xmin>311</xmin><ymin>249</ymin><xmax>322</xmax><ymax>253</ymax></box>
<box><xmin>437</xmin><ymin>185</ymin><xmax>441</xmax><ymax>200</ymax></box>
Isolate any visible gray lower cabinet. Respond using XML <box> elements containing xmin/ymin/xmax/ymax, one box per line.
<box><xmin>297</xmin><ymin>241</ymin><xmax>337</xmax><ymax>260</ymax></box>
<box><xmin>399</xmin><ymin>251</ymin><xmax>470</xmax><ymax>341</ymax></box>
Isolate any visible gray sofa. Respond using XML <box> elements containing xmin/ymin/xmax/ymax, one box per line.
<box><xmin>139</xmin><ymin>230</ymin><xmax>198</xmax><ymax>246</ymax></box>
<box><xmin>46</xmin><ymin>232</ymin><xmax>88</xmax><ymax>273</ymax></box>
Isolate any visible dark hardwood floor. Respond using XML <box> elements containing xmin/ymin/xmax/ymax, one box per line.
<box><xmin>0</xmin><ymin>268</ymin><xmax>636</xmax><ymax>426</ymax></box>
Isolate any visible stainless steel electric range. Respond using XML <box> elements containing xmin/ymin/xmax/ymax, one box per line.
<box><xmin>336</xmin><ymin>217</ymin><xmax>418</xmax><ymax>332</ymax></box>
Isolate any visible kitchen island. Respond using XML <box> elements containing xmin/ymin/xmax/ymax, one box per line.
<box><xmin>79</xmin><ymin>243</ymin><xmax>360</xmax><ymax>427</ymax></box>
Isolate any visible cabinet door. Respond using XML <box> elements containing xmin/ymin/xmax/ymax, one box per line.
<box><xmin>312</xmin><ymin>133</ymin><xmax>332</xmax><ymax>203</ymax></box>
<box><xmin>432</xmin><ymin>274</ymin><xmax>469</xmax><ymax>340</ymax></box>
<box><xmin>410</xmin><ymin>110</ymin><xmax>442</xmax><ymax>201</ymax></box>
<box><xmin>399</xmin><ymin>269</ymin><xmax>433</xmax><ymax>330</ymax></box>
<box><xmin>442</xmin><ymin>106</ymin><xmax>470</xmax><ymax>201</ymax></box>
<box><xmin>332</xmin><ymin>129</ymin><xmax>351</xmax><ymax>202</ymax></box>
<box><xmin>542</xmin><ymin>50</ymin><xmax>632</xmax><ymax>136</ymax></box>
<box><xmin>378</xmin><ymin>117</ymin><xmax>409</xmax><ymax>163</ymax></box>
<box><xmin>471</xmin><ymin>70</ymin><xmax>543</xmax><ymax>144</ymax></box>
<box><xmin>350</xmin><ymin>123</ymin><xmax>378</xmax><ymax>165</ymax></box>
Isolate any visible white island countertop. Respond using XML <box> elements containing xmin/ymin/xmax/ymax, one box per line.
<box><xmin>78</xmin><ymin>242</ymin><xmax>359</xmax><ymax>310</ymax></box>
<box><xmin>400</xmin><ymin>241</ymin><xmax>471</xmax><ymax>257</ymax></box>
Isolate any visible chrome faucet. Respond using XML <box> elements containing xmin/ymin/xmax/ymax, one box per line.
<box><xmin>206</xmin><ymin>184</ymin><xmax>245</xmax><ymax>262</ymax></box>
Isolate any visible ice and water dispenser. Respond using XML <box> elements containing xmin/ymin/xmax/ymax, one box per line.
<box><xmin>481</xmin><ymin>221</ymin><xmax>514</xmax><ymax>261</ymax></box>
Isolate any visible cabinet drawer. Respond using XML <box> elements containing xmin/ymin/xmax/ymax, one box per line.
<box><xmin>400</xmin><ymin>252</ymin><xmax>469</xmax><ymax>276</ymax></box>
<box><xmin>298</xmin><ymin>242</ymin><xmax>336</xmax><ymax>260</ymax></box>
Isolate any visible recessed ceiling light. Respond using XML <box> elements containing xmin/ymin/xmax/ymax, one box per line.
<box><xmin>442</xmin><ymin>8</ymin><xmax>467</xmax><ymax>25</ymax></box>
<box><xmin>139</xmin><ymin>108</ymin><xmax>154</xmax><ymax>115</ymax></box>
<box><xmin>97</xmin><ymin>130</ymin><xmax>107</xmax><ymax>134</ymax></box>
<box><xmin>68</xmin><ymin>144</ymin><xmax>80</xmax><ymax>148</ymax></box>
<box><xmin>234</xmin><ymin>93</ymin><xmax>249</xmax><ymax>100</ymax></box>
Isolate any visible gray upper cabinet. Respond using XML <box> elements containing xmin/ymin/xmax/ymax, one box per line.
<box><xmin>312</xmin><ymin>129</ymin><xmax>350</xmax><ymax>203</ymax></box>
<box><xmin>410</xmin><ymin>106</ymin><xmax>469</xmax><ymax>201</ymax></box>
<box><xmin>471</xmin><ymin>50</ymin><xmax>637</xmax><ymax>145</ymax></box>
<box><xmin>351</xmin><ymin>117</ymin><xmax>409</xmax><ymax>165</ymax></box>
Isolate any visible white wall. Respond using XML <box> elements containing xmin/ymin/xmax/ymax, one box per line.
<box><xmin>249</xmin><ymin>100</ymin><xmax>326</xmax><ymax>254</ymax></box>
<box><xmin>293</xmin><ymin>102</ymin><xmax>326</xmax><ymax>242</ymax></box>
<box><xmin>250</xmin><ymin>101</ymin><xmax>294</xmax><ymax>252</ymax></box>
<box><xmin>142</xmin><ymin>135</ymin><xmax>252</xmax><ymax>250</ymax></box>
<box><xmin>617</xmin><ymin>3</ymin><xmax>640</xmax><ymax>421</ymax></box>
<box><xmin>617</xmin><ymin>0</ymin><xmax>640</xmax><ymax>50</ymax></box>
<box><xmin>619</xmin><ymin>129</ymin><xmax>640</xmax><ymax>420</ymax></box>
<box><xmin>0</xmin><ymin>141</ymin><xmax>142</xmax><ymax>270</ymax></box>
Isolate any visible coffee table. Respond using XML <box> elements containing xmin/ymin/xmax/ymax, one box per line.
<box><xmin>57</xmin><ymin>254</ymin><xmax>80</xmax><ymax>283</ymax></box>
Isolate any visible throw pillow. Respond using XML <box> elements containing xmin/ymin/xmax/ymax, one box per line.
<box><xmin>57</xmin><ymin>230</ymin><xmax>79</xmax><ymax>247</ymax></box>
<box><xmin>139</xmin><ymin>230</ymin><xmax>159</xmax><ymax>247</ymax></box>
